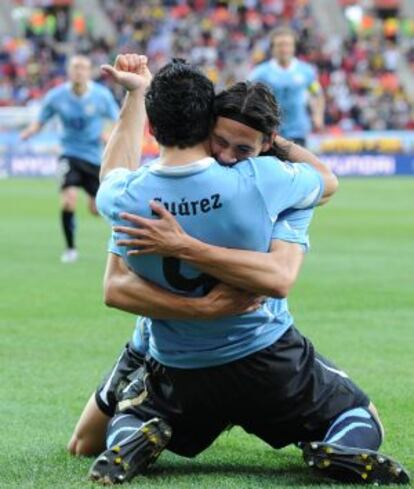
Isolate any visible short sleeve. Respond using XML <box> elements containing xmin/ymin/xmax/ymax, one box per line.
<box><xmin>96</xmin><ymin>168</ymin><xmax>132</xmax><ymax>222</ymax></box>
<box><xmin>272</xmin><ymin>207</ymin><xmax>314</xmax><ymax>252</ymax></box>
<box><xmin>38</xmin><ymin>90</ymin><xmax>56</xmax><ymax>124</ymax></box>
<box><xmin>248</xmin><ymin>156</ymin><xmax>324</xmax><ymax>218</ymax></box>
<box><xmin>103</xmin><ymin>89</ymin><xmax>119</xmax><ymax>120</ymax></box>
<box><xmin>107</xmin><ymin>235</ymin><xmax>122</xmax><ymax>256</ymax></box>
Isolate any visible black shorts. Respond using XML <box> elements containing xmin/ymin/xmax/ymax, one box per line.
<box><xmin>115</xmin><ymin>326</ymin><xmax>369</xmax><ymax>457</ymax></box>
<box><xmin>57</xmin><ymin>155</ymin><xmax>100</xmax><ymax>197</ymax></box>
<box><xmin>95</xmin><ymin>343</ymin><xmax>144</xmax><ymax>417</ymax></box>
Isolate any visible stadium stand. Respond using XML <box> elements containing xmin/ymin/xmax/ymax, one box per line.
<box><xmin>0</xmin><ymin>0</ymin><xmax>413</xmax><ymax>130</ymax></box>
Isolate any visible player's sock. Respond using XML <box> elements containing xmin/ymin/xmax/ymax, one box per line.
<box><xmin>61</xmin><ymin>210</ymin><xmax>76</xmax><ymax>249</ymax></box>
<box><xmin>323</xmin><ymin>406</ymin><xmax>382</xmax><ymax>450</ymax></box>
<box><xmin>106</xmin><ymin>414</ymin><xmax>144</xmax><ymax>449</ymax></box>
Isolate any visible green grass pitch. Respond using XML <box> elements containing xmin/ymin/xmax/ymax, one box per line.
<box><xmin>0</xmin><ymin>177</ymin><xmax>413</xmax><ymax>489</ymax></box>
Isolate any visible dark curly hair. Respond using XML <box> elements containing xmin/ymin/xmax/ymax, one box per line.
<box><xmin>145</xmin><ymin>59</ymin><xmax>215</xmax><ymax>149</ymax></box>
<box><xmin>214</xmin><ymin>81</ymin><xmax>290</xmax><ymax>160</ymax></box>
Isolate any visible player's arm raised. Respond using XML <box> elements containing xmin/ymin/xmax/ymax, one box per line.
<box><xmin>103</xmin><ymin>253</ymin><xmax>262</xmax><ymax>319</ymax></box>
<box><xmin>99</xmin><ymin>54</ymin><xmax>152</xmax><ymax>180</ymax></box>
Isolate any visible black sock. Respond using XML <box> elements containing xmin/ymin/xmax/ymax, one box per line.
<box><xmin>61</xmin><ymin>210</ymin><xmax>75</xmax><ymax>249</ymax></box>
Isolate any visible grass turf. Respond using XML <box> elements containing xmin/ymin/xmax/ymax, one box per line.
<box><xmin>0</xmin><ymin>177</ymin><xmax>413</xmax><ymax>488</ymax></box>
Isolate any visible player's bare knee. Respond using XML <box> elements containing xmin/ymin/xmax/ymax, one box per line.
<box><xmin>67</xmin><ymin>434</ymin><xmax>101</xmax><ymax>457</ymax></box>
<box><xmin>67</xmin><ymin>435</ymin><xmax>84</xmax><ymax>456</ymax></box>
<box><xmin>61</xmin><ymin>188</ymin><xmax>77</xmax><ymax>211</ymax></box>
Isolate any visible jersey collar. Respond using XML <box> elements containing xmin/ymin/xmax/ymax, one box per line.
<box><xmin>271</xmin><ymin>58</ymin><xmax>298</xmax><ymax>72</ymax></box>
<box><xmin>67</xmin><ymin>81</ymin><xmax>93</xmax><ymax>98</ymax></box>
<box><xmin>149</xmin><ymin>157</ymin><xmax>215</xmax><ymax>176</ymax></box>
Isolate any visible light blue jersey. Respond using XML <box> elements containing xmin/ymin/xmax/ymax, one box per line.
<box><xmin>39</xmin><ymin>82</ymin><xmax>119</xmax><ymax>165</ymax></box>
<box><xmin>130</xmin><ymin>206</ymin><xmax>315</xmax><ymax>357</ymax></box>
<box><xmin>249</xmin><ymin>58</ymin><xmax>318</xmax><ymax>139</ymax></box>
<box><xmin>97</xmin><ymin>156</ymin><xmax>323</xmax><ymax>368</ymax></box>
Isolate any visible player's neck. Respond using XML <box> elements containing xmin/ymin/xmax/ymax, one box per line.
<box><xmin>158</xmin><ymin>143</ymin><xmax>210</xmax><ymax>167</ymax></box>
<box><xmin>275</xmin><ymin>57</ymin><xmax>293</xmax><ymax>68</ymax></box>
<box><xmin>71</xmin><ymin>82</ymin><xmax>88</xmax><ymax>96</ymax></box>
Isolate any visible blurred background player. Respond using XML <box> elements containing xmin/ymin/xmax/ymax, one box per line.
<box><xmin>20</xmin><ymin>55</ymin><xmax>119</xmax><ymax>263</ymax></box>
<box><xmin>249</xmin><ymin>26</ymin><xmax>324</xmax><ymax>146</ymax></box>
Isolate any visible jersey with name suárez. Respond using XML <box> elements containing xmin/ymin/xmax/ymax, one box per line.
<box><xmin>39</xmin><ymin>82</ymin><xmax>119</xmax><ymax>165</ymax></box>
<box><xmin>249</xmin><ymin>58</ymin><xmax>317</xmax><ymax>139</ymax></box>
<box><xmin>97</xmin><ymin>157</ymin><xmax>324</xmax><ymax>368</ymax></box>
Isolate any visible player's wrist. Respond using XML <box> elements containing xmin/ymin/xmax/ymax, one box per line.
<box><xmin>126</xmin><ymin>86</ymin><xmax>147</xmax><ymax>97</ymax></box>
<box><xmin>174</xmin><ymin>234</ymin><xmax>201</xmax><ymax>260</ymax></box>
<box><xmin>192</xmin><ymin>296</ymin><xmax>217</xmax><ymax>320</ymax></box>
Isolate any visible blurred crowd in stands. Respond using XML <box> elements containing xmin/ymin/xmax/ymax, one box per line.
<box><xmin>1</xmin><ymin>0</ymin><xmax>414</xmax><ymax>132</ymax></box>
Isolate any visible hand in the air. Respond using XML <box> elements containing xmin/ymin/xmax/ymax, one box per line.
<box><xmin>101</xmin><ymin>53</ymin><xmax>152</xmax><ymax>92</ymax></box>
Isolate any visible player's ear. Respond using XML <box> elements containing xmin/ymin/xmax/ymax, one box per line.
<box><xmin>148</xmin><ymin>122</ymin><xmax>154</xmax><ymax>136</ymax></box>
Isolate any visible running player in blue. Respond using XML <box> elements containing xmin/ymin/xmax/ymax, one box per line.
<box><xmin>21</xmin><ymin>55</ymin><xmax>119</xmax><ymax>263</ymax></box>
<box><xmin>86</xmin><ymin>55</ymin><xmax>408</xmax><ymax>485</ymax></box>
<box><xmin>249</xmin><ymin>26</ymin><xmax>324</xmax><ymax>146</ymax></box>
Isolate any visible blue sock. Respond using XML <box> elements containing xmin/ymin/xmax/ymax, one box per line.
<box><xmin>323</xmin><ymin>407</ymin><xmax>382</xmax><ymax>451</ymax></box>
<box><xmin>106</xmin><ymin>414</ymin><xmax>143</xmax><ymax>449</ymax></box>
